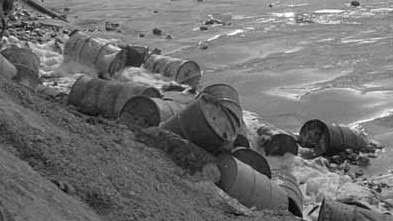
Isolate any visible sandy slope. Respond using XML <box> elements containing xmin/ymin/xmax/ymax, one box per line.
<box><xmin>0</xmin><ymin>145</ymin><xmax>103</xmax><ymax>221</ymax></box>
<box><xmin>3</xmin><ymin>0</ymin><xmax>393</xmax><ymax>219</ymax></box>
<box><xmin>0</xmin><ymin>77</ymin><xmax>297</xmax><ymax>220</ymax></box>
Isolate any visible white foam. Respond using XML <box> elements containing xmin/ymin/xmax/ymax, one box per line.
<box><xmin>226</xmin><ymin>29</ymin><xmax>245</xmax><ymax>36</ymax></box>
<box><xmin>264</xmin><ymin>87</ymin><xmax>303</xmax><ymax>100</ymax></box>
<box><xmin>371</xmin><ymin>7</ymin><xmax>393</xmax><ymax>13</ymax></box>
<box><xmin>341</xmin><ymin>38</ymin><xmax>367</xmax><ymax>44</ymax></box>
<box><xmin>341</xmin><ymin>37</ymin><xmax>384</xmax><ymax>44</ymax></box>
<box><xmin>284</xmin><ymin>46</ymin><xmax>304</xmax><ymax>54</ymax></box>
<box><xmin>232</xmin><ymin>15</ymin><xmax>257</xmax><ymax>20</ymax></box>
<box><xmin>349</xmin><ymin>109</ymin><xmax>393</xmax><ymax>127</ymax></box>
<box><xmin>206</xmin><ymin>34</ymin><xmax>221</xmax><ymax>42</ymax></box>
<box><xmin>255</xmin><ymin>17</ymin><xmax>276</xmax><ymax>23</ymax></box>
<box><xmin>314</xmin><ymin>9</ymin><xmax>345</xmax><ymax>14</ymax></box>
<box><xmin>316</xmin><ymin>38</ymin><xmax>334</xmax><ymax>42</ymax></box>
<box><xmin>205</xmin><ymin>29</ymin><xmax>246</xmax><ymax>42</ymax></box>
<box><xmin>357</xmin><ymin>39</ymin><xmax>379</xmax><ymax>44</ymax></box>
<box><xmin>243</xmin><ymin>110</ymin><xmax>392</xmax><ymax>220</ymax></box>
<box><xmin>271</xmin><ymin>12</ymin><xmax>295</xmax><ymax>18</ymax></box>
<box><xmin>285</xmin><ymin>3</ymin><xmax>310</xmax><ymax>7</ymax></box>
<box><xmin>314</xmin><ymin>19</ymin><xmax>342</xmax><ymax>25</ymax></box>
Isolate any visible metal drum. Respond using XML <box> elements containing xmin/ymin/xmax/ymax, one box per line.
<box><xmin>120</xmin><ymin>96</ymin><xmax>186</xmax><ymax>128</ymax></box>
<box><xmin>68</xmin><ymin>75</ymin><xmax>161</xmax><ymax>118</ymax></box>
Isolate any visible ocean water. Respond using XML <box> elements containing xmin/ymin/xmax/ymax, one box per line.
<box><xmin>46</xmin><ymin>0</ymin><xmax>393</xmax><ymax>174</ymax></box>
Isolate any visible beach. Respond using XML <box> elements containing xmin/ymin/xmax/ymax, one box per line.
<box><xmin>44</xmin><ymin>0</ymin><xmax>393</xmax><ymax>174</ymax></box>
<box><xmin>1</xmin><ymin>0</ymin><xmax>393</xmax><ymax>220</ymax></box>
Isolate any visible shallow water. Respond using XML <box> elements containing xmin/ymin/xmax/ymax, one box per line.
<box><xmin>46</xmin><ymin>0</ymin><xmax>393</xmax><ymax>174</ymax></box>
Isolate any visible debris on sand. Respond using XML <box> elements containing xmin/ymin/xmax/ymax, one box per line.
<box><xmin>203</xmin><ymin>14</ymin><xmax>232</xmax><ymax>26</ymax></box>
<box><xmin>104</xmin><ymin>21</ymin><xmax>120</xmax><ymax>32</ymax></box>
<box><xmin>0</xmin><ymin>1</ymin><xmax>391</xmax><ymax>221</ymax></box>
<box><xmin>152</xmin><ymin>27</ymin><xmax>163</xmax><ymax>36</ymax></box>
<box><xmin>295</xmin><ymin>13</ymin><xmax>315</xmax><ymax>24</ymax></box>
<box><xmin>199</xmin><ymin>26</ymin><xmax>208</xmax><ymax>31</ymax></box>
<box><xmin>350</xmin><ymin>0</ymin><xmax>360</xmax><ymax>7</ymax></box>
<box><xmin>198</xmin><ymin>40</ymin><xmax>208</xmax><ymax>49</ymax></box>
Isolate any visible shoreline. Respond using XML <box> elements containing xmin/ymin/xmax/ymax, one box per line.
<box><xmin>2</xmin><ymin>0</ymin><xmax>392</xmax><ymax>220</ymax></box>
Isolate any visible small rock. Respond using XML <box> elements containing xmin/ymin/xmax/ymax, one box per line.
<box><xmin>63</xmin><ymin>29</ymin><xmax>71</xmax><ymax>35</ymax></box>
<box><xmin>26</xmin><ymin>25</ymin><xmax>34</xmax><ymax>31</ymax></box>
<box><xmin>200</xmin><ymin>26</ymin><xmax>208</xmax><ymax>31</ymax></box>
<box><xmin>153</xmin><ymin>10</ymin><xmax>159</xmax><ymax>13</ymax></box>
<box><xmin>152</xmin><ymin>28</ymin><xmax>162</xmax><ymax>36</ymax></box>
<box><xmin>373</xmin><ymin>185</ymin><xmax>382</xmax><ymax>193</ymax></box>
<box><xmin>149</xmin><ymin>48</ymin><xmax>162</xmax><ymax>55</ymax></box>
<box><xmin>331</xmin><ymin>155</ymin><xmax>344</xmax><ymax>164</ymax></box>
<box><xmin>198</xmin><ymin>41</ymin><xmax>208</xmax><ymax>50</ymax></box>
<box><xmin>365</xmin><ymin>144</ymin><xmax>377</xmax><ymax>152</ymax></box>
<box><xmin>345</xmin><ymin>148</ymin><xmax>353</xmax><ymax>155</ymax></box>
<box><xmin>204</xmin><ymin>19</ymin><xmax>222</xmax><ymax>25</ymax></box>
<box><xmin>29</xmin><ymin>15</ymin><xmax>39</xmax><ymax>21</ymax></box>
<box><xmin>350</xmin><ymin>0</ymin><xmax>360</xmax><ymax>7</ymax></box>
<box><xmin>295</xmin><ymin>13</ymin><xmax>314</xmax><ymax>24</ymax></box>
<box><xmin>165</xmin><ymin>34</ymin><xmax>173</xmax><ymax>39</ymax></box>
<box><xmin>369</xmin><ymin>139</ymin><xmax>384</xmax><ymax>149</ymax></box>
<box><xmin>105</xmin><ymin>21</ymin><xmax>120</xmax><ymax>31</ymax></box>
<box><xmin>139</xmin><ymin>33</ymin><xmax>145</xmax><ymax>38</ymax></box>
<box><xmin>355</xmin><ymin>170</ymin><xmax>364</xmax><ymax>177</ymax></box>
<box><xmin>50</xmin><ymin>179</ymin><xmax>76</xmax><ymax>195</ymax></box>
<box><xmin>339</xmin><ymin>151</ymin><xmax>346</xmax><ymax>158</ymax></box>
<box><xmin>87</xmin><ymin>27</ymin><xmax>96</xmax><ymax>32</ymax></box>
<box><xmin>197</xmin><ymin>0</ymin><xmax>203</xmax><ymax>2</ymax></box>
<box><xmin>348</xmin><ymin>152</ymin><xmax>359</xmax><ymax>161</ymax></box>
<box><xmin>63</xmin><ymin>7</ymin><xmax>70</xmax><ymax>12</ymax></box>
<box><xmin>8</xmin><ymin>14</ymin><xmax>17</xmax><ymax>21</ymax></box>
<box><xmin>59</xmin><ymin>15</ymin><xmax>67</xmax><ymax>21</ymax></box>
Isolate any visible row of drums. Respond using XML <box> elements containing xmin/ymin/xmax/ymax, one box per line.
<box><xmin>68</xmin><ymin>74</ymin><xmax>244</xmax><ymax>153</ymax></box>
<box><xmin>0</xmin><ymin>31</ymin><xmax>202</xmax><ymax>90</ymax></box>
<box><xmin>66</xmin><ymin>75</ymin><xmax>304</xmax><ymax>218</ymax></box>
<box><xmin>63</xmin><ymin>30</ymin><xmax>202</xmax><ymax>87</ymax></box>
